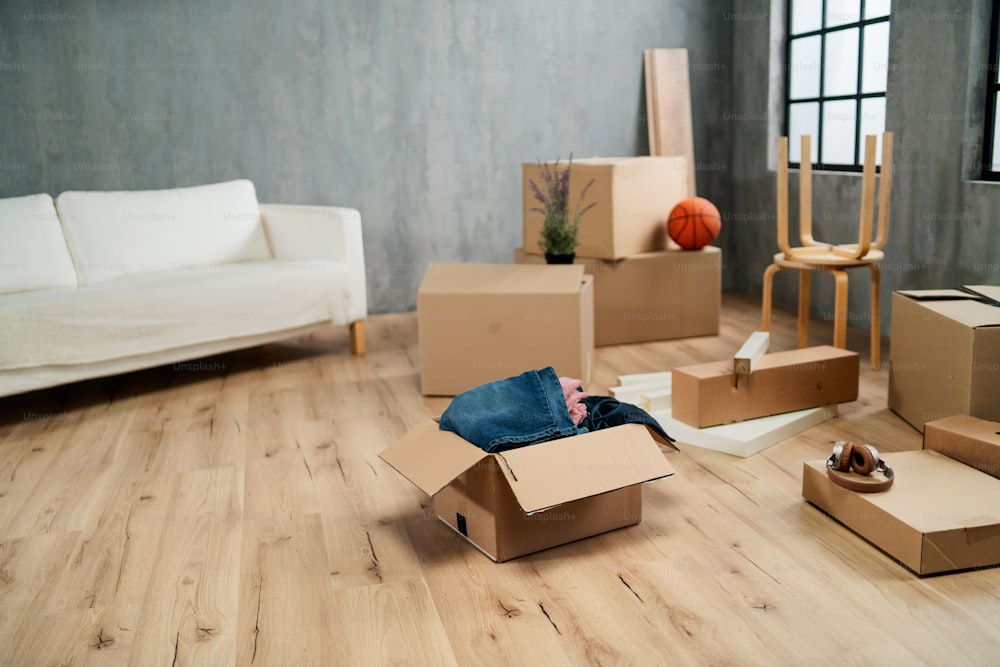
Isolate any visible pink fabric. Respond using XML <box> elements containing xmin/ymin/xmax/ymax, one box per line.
<box><xmin>559</xmin><ymin>376</ymin><xmax>588</xmax><ymax>426</ymax></box>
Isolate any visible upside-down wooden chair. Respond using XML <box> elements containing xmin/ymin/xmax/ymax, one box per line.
<box><xmin>761</xmin><ymin>132</ymin><xmax>894</xmax><ymax>370</ymax></box>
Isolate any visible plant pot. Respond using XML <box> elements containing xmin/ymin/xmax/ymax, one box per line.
<box><xmin>544</xmin><ymin>252</ymin><xmax>576</xmax><ymax>265</ymax></box>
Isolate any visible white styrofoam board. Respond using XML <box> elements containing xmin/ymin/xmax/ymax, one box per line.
<box><xmin>610</xmin><ymin>381</ymin><xmax>671</xmax><ymax>405</ymax></box>
<box><xmin>640</xmin><ymin>372</ymin><xmax>835</xmax><ymax>457</ymax></box>
<box><xmin>616</xmin><ymin>371</ymin><xmax>673</xmax><ymax>387</ymax></box>
<box><xmin>640</xmin><ymin>388</ymin><xmax>672</xmax><ymax>412</ymax></box>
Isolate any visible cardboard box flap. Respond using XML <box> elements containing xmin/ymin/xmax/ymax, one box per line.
<box><xmin>896</xmin><ymin>289</ymin><xmax>973</xmax><ymax>300</ymax></box>
<box><xmin>379</xmin><ymin>421</ymin><xmax>490</xmax><ymax>496</ymax></box>
<box><xmin>966</xmin><ymin>285</ymin><xmax>1000</xmax><ymax>303</ymax></box>
<box><xmin>419</xmin><ymin>263</ymin><xmax>586</xmax><ymax>295</ymax></box>
<box><xmin>494</xmin><ymin>423</ymin><xmax>675</xmax><ymax>514</ymax></box>
<box><xmin>896</xmin><ymin>285</ymin><xmax>1000</xmax><ymax>328</ymax></box>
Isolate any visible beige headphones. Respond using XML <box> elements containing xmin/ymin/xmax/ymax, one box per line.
<box><xmin>826</xmin><ymin>441</ymin><xmax>894</xmax><ymax>492</ymax></box>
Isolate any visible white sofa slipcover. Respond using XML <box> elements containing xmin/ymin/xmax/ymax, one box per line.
<box><xmin>0</xmin><ymin>180</ymin><xmax>367</xmax><ymax>398</ymax></box>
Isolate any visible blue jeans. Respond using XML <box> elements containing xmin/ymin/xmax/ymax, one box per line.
<box><xmin>439</xmin><ymin>367</ymin><xmax>585</xmax><ymax>453</ymax></box>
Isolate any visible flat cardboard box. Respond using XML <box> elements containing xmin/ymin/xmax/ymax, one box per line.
<box><xmin>671</xmin><ymin>346</ymin><xmax>859</xmax><ymax>428</ymax></box>
<box><xmin>802</xmin><ymin>450</ymin><xmax>1000</xmax><ymax>575</ymax></box>
<box><xmin>418</xmin><ymin>263</ymin><xmax>594</xmax><ymax>396</ymax></box>
<box><xmin>379</xmin><ymin>421</ymin><xmax>676</xmax><ymax>562</ymax></box>
<box><xmin>513</xmin><ymin>247</ymin><xmax>720</xmax><ymax>346</ymax></box>
<box><xmin>888</xmin><ymin>286</ymin><xmax>1000</xmax><ymax>432</ymax></box>
<box><xmin>522</xmin><ymin>156</ymin><xmax>689</xmax><ymax>260</ymax></box>
<box><xmin>923</xmin><ymin>415</ymin><xmax>1000</xmax><ymax>481</ymax></box>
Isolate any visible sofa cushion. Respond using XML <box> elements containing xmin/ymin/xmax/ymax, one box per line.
<box><xmin>0</xmin><ymin>260</ymin><xmax>352</xmax><ymax>371</ymax></box>
<box><xmin>0</xmin><ymin>193</ymin><xmax>78</xmax><ymax>294</ymax></box>
<box><xmin>55</xmin><ymin>179</ymin><xmax>271</xmax><ymax>285</ymax></box>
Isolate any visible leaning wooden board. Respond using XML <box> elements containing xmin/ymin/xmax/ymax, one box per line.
<box><xmin>644</xmin><ymin>48</ymin><xmax>696</xmax><ymax>197</ymax></box>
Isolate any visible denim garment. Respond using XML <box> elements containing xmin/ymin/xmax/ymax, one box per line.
<box><xmin>581</xmin><ymin>396</ymin><xmax>674</xmax><ymax>444</ymax></box>
<box><xmin>439</xmin><ymin>367</ymin><xmax>584</xmax><ymax>453</ymax></box>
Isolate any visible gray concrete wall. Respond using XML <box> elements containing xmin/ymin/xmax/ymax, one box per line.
<box><xmin>727</xmin><ymin>0</ymin><xmax>1000</xmax><ymax>339</ymax></box>
<box><xmin>0</xmin><ymin>0</ymin><xmax>735</xmax><ymax>314</ymax></box>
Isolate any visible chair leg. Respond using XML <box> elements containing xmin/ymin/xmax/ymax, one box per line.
<box><xmin>350</xmin><ymin>320</ymin><xmax>366</xmax><ymax>355</ymax></box>
<box><xmin>797</xmin><ymin>269</ymin><xmax>811</xmax><ymax>348</ymax></box>
<box><xmin>869</xmin><ymin>264</ymin><xmax>881</xmax><ymax>371</ymax></box>
<box><xmin>761</xmin><ymin>263</ymin><xmax>780</xmax><ymax>332</ymax></box>
<box><xmin>829</xmin><ymin>270</ymin><xmax>849</xmax><ymax>349</ymax></box>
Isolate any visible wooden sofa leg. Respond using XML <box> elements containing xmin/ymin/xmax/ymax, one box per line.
<box><xmin>350</xmin><ymin>320</ymin><xmax>366</xmax><ymax>355</ymax></box>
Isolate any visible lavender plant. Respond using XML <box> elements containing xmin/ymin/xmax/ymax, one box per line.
<box><xmin>528</xmin><ymin>155</ymin><xmax>597</xmax><ymax>256</ymax></box>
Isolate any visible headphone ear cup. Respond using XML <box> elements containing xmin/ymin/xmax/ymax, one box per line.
<box><xmin>834</xmin><ymin>442</ymin><xmax>855</xmax><ymax>471</ymax></box>
<box><xmin>850</xmin><ymin>443</ymin><xmax>877</xmax><ymax>475</ymax></box>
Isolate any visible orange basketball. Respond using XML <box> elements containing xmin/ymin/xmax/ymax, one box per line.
<box><xmin>667</xmin><ymin>197</ymin><xmax>721</xmax><ymax>250</ymax></box>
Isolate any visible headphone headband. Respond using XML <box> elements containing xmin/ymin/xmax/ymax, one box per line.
<box><xmin>826</xmin><ymin>441</ymin><xmax>894</xmax><ymax>492</ymax></box>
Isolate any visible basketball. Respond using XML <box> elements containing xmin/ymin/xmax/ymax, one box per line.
<box><xmin>667</xmin><ymin>197</ymin><xmax>721</xmax><ymax>250</ymax></box>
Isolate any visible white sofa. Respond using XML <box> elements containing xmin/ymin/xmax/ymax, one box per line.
<box><xmin>0</xmin><ymin>179</ymin><xmax>367</xmax><ymax>398</ymax></box>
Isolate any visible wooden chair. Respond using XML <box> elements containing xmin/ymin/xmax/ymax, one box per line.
<box><xmin>761</xmin><ymin>132</ymin><xmax>894</xmax><ymax>370</ymax></box>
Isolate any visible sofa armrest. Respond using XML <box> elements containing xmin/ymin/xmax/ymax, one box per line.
<box><xmin>259</xmin><ymin>203</ymin><xmax>368</xmax><ymax>322</ymax></box>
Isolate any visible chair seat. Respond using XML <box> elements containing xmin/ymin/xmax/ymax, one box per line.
<box><xmin>774</xmin><ymin>247</ymin><xmax>884</xmax><ymax>268</ymax></box>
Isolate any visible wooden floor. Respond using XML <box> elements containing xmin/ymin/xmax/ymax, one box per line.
<box><xmin>1</xmin><ymin>292</ymin><xmax>998</xmax><ymax>666</ymax></box>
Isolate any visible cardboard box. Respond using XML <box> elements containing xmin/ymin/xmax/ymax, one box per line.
<box><xmin>513</xmin><ymin>247</ymin><xmax>720</xmax><ymax>346</ymax></box>
<box><xmin>889</xmin><ymin>286</ymin><xmax>1000</xmax><ymax>432</ymax></box>
<box><xmin>671</xmin><ymin>346</ymin><xmax>859</xmax><ymax>428</ymax></box>
<box><xmin>418</xmin><ymin>263</ymin><xmax>594</xmax><ymax>396</ymax></box>
<box><xmin>924</xmin><ymin>415</ymin><xmax>1000</xmax><ymax>481</ymax></box>
<box><xmin>379</xmin><ymin>421</ymin><xmax>676</xmax><ymax>562</ymax></box>
<box><xmin>802</xmin><ymin>450</ymin><xmax>1000</xmax><ymax>575</ymax></box>
<box><xmin>522</xmin><ymin>156</ymin><xmax>689</xmax><ymax>260</ymax></box>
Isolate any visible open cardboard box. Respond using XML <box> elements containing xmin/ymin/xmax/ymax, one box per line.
<box><xmin>380</xmin><ymin>421</ymin><xmax>676</xmax><ymax>562</ymax></box>
<box><xmin>889</xmin><ymin>285</ymin><xmax>1000</xmax><ymax>431</ymax></box>
<box><xmin>802</xmin><ymin>414</ymin><xmax>1000</xmax><ymax>575</ymax></box>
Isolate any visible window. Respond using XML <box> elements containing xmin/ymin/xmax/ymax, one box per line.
<box><xmin>982</xmin><ymin>2</ymin><xmax>1000</xmax><ymax>179</ymax></box>
<box><xmin>785</xmin><ymin>0</ymin><xmax>891</xmax><ymax>170</ymax></box>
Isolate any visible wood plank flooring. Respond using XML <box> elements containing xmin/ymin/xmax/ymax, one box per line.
<box><xmin>1</xmin><ymin>292</ymin><xmax>998</xmax><ymax>666</ymax></box>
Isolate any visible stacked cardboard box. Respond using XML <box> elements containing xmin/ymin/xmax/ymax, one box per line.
<box><xmin>518</xmin><ymin>157</ymin><xmax>720</xmax><ymax>346</ymax></box>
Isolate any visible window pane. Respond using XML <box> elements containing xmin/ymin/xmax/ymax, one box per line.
<box><xmin>789</xmin><ymin>36</ymin><xmax>822</xmax><ymax>99</ymax></box>
<box><xmin>826</xmin><ymin>0</ymin><xmax>860</xmax><ymax>27</ymax></box>
<box><xmin>860</xmin><ymin>97</ymin><xmax>887</xmax><ymax>166</ymax></box>
<box><xmin>992</xmin><ymin>94</ymin><xmax>1000</xmax><ymax>171</ymax></box>
<box><xmin>865</xmin><ymin>0</ymin><xmax>892</xmax><ymax>19</ymax></box>
<box><xmin>861</xmin><ymin>23</ymin><xmax>890</xmax><ymax>93</ymax></box>
<box><xmin>788</xmin><ymin>102</ymin><xmax>820</xmax><ymax>163</ymax></box>
<box><xmin>791</xmin><ymin>0</ymin><xmax>822</xmax><ymax>34</ymax></box>
<box><xmin>824</xmin><ymin>28</ymin><xmax>860</xmax><ymax>97</ymax></box>
<box><xmin>822</xmin><ymin>100</ymin><xmax>858</xmax><ymax>164</ymax></box>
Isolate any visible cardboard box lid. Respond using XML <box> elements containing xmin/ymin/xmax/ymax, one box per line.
<box><xmin>495</xmin><ymin>423</ymin><xmax>675</xmax><ymax>513</ymax></box>
<box><xmin>380</xmin><ymin>421</ymin><xmax>675</xmax><ymax>514</ymax></box>
<box><xmin>896</xmin><ymin>285</ymin><xmax>1000</xmax><ymax>328</ymax></box>
<box><xmin>419</xmin><ymin>263</ymin><xmax>586</xmax><ymax>295</ymax></box>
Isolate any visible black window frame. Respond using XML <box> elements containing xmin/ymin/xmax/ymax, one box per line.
<box><xmin>784</xmin><ymin>0</ymin><xmax>891</xmax><ymax>172</ymax></box>
<box><xmin>981</xmin><ymin>1</ymin><xmax>1000</xmax><ymax>180</ymax></box>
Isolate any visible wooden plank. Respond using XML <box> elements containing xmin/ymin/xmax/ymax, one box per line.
<box><xmin>644</xmin><ymin>48</ymin><xmax>696</xmax><ymax>196</ymax></box>
<box><xmin>733</xmin><ymin>331</ymin><xmax>770</xmax><ymax>376</ymax></box>
<box><xmin>671</xmin><ymin>345</ymin><xmax>859</xmax><ymax>428</ymax></box>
